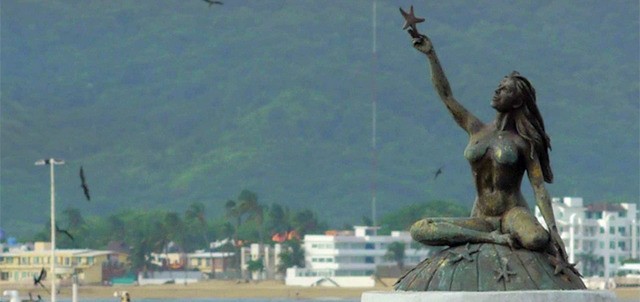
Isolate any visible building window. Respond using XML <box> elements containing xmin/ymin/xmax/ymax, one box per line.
<box><xmin>364</xmin><ymin>243</ymin><xmax>375</xmax><ymax>250</ymax></box>
<box><xmin>610</xmin><ymin>241</ymin><xmax>615</xmax><ymax>249</ymax></box>
<box><xmin>618</xmin><ymin>227</ymin><xmax>626</xmax><ymax>235</ymax></box>
<box><xmin>599</xmin><ymin>227</ymin><xmax>605</xmax><ymax>234</ymax></box>
<box><xmin>599</xmin><ymin>242</ymin><xmax>605</xmax><ymax>249</ymax></box>
<box><xmin>618</xmin><ymin>241</ymin><xmax>626</xmax><ymax>251</ymax></box>
<box><xmin>609</xmin><ymin>256</ymin><xmax>615</xmax><ymax>264</ymax></box>
<box><xmin>365</xmin><ymin>229</ymin><xmax>374</xmax><ymax>236</ymax></box>
<box><xmin>609</xmin><ymin>227</ymin><xmax>615</xmax><ymax>234</ymax></box>
<box><xmin>365</xmin><ymin>256</ymin><xmax>374</xmax><ymax>264</ymax></box>
<box><xmin>619</xmin><ymin>212</ymin><xmax>627</xmax><ymax>218</ymax></box>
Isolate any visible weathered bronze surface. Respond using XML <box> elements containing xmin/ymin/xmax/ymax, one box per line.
<box><xmin>395</xmin><ymin>243</ymin><xmax>585</xmax><ymax>291</ymax></box>
<box><xmin>395</xmin><ymin>6</ymin><xmax>586</xmax><ymax>291</ymax></box>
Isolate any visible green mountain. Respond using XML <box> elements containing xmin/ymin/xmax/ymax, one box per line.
<box><xmin>1</xmin><ymin>1</ymin><xmax>638</xmax><ymax>239</ymax></box>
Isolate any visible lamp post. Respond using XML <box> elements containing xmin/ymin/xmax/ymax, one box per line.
<box><xmin>603</xmin><ymin>213</ymin><xmax>615</xmax><ymax>289</ymax></box>
<box><xmin>35</xmin><ymin>158</ymin><xmax>65</xmax><ymax>302</ymax></box>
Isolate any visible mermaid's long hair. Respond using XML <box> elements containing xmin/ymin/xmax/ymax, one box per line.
<box><xmin>509</xmin><ymin>71</ymin><xmax>553</xmax><ymax>183</ymax></box>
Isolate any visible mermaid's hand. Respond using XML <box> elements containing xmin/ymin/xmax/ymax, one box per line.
<box><xmin>489</xmin><ymin>230</ymin><xmax>515</xmax><ymax>250</ymax></box>
<box><xmin>410</xmin><ymin>30</ymin><xmax>434</xmax><ymax>55</ymax></box>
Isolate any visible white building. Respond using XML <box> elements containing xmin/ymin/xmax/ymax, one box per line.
<box><xmin>534</xmin><ymin>197</ymin><xmax>639</xmax><ymax>278</ymax></box>
<box><xmin>285</xmin><ymin>226</ymin><xmax>430</xmax><ymax>287</ymax></box>
<box><xmin>239</xmin><ymin>243</ymin><xmax>282</xmax><ymax>280</ymax></box>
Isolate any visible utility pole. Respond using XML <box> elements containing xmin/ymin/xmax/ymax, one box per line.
<box><xmin>35</xmin><ymin>158</ymin><xmax>65</xmax><ymax>302</ymax></box>
<box><xmin>371</xmin><ymin>0</ymin><xmax>378</xmax><ymax>228</ymax></box>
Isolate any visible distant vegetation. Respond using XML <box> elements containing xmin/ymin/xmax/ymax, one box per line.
<box><xmin>31</xmin><ymin>190</ymin><xmax>464</xmax><ymax>273</ymax></box>
<box><xmin>1</xmin><ymin>1</ymin><xmax>638</xmax><ymax>239</ymax></box>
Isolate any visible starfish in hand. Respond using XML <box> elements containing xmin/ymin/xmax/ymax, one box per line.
<box><xmin>399</xmin><ymin>6</ymin><xmax>425</xmax><ymax>33</ymax></box>
<box><xmin>494</xmin><ymin>258</ymin><xmax>516</xmax><ymax>283</ymax></box>
<box><xmin>449</xmin><ymin>243</ymin><xmax>480</xmax><ymax>263</ymax></box>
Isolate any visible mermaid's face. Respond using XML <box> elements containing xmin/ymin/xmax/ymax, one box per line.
<box><xmin>491</xmin><ymin>77</ymin><xmax>519</xmax><ymax>112</ymax></box>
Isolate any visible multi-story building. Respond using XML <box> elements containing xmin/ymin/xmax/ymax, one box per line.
<box><xmin>239</xmin><ymin>243</ymin><xmax>282</xmax><ymax>280</ymax></box>
<box><xmin>534</xmin><ymin>197</ymin><xmax>639</xmax><ymax>278</ymax></box>
<box><xmin>0</xmin><ymin>241</ymin><xmax>127</xmax><ymax>285</ymax></box>
<box><xmin>285</xmin><ymin>226</ymin><xmax>430</xmax><ymax>287</ymax></box>
<box><xmin>148</xmin><ymin>251</ymin><xmax>234</xmax><ymax>276</ymax></box>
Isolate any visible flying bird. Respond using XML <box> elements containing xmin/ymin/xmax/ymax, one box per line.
<box><xmin>202</xmin><ymin>0</ymin><xmax>223</xmax><ymax>6</ymax></box>
<box><xmin>79</xmin><ymin>166</ymin><xmax>91</xmax><ymax>201</ymax></box>
<box><xmin>33</xmin><ymin>268</ymin><xmax>51</xmax><ymax>294</ymax></box>
<box><xmin>55</xmin><ymin>224</ymin><xmax>74</xmax><ymax>241</ymax></box>
<box><xmin>434</xmin><ymin>165</ymin><xmax>444</xmax><ymax>180</ymax></box>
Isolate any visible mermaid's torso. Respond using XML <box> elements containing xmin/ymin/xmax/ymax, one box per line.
<box><xmin>464</xmin><ymin>127</ymin><xmax>528</xmax><ymax>217</ymax></box>
<box><xmin>464</xmin><ymin>130</ymin><xmax>519</xmax><ymax>165</ymax></box>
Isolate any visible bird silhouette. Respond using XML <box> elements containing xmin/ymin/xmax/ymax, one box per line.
<box><xmin>33</xmin><ymin>268</ymin><xmax>51</xmax><ymax>294</ymax></box>
<box><xmin>202</xmin><ymin>0</ymin><xmax>223</xmax><ymax>7</ymax></box>
<box><xmin>55</xmin><ymin>224</ymin><xmax>74</xmax><ymax>241</ymax></box>
<box><xmin>79</xmin><ymin>166</ymin><xmax>91</xmax><ymax>201</ymax></box>
<box><xmin>434</xmin><ymin>165</ymin><xmax>444</xmax><ymax>180</ymax></box>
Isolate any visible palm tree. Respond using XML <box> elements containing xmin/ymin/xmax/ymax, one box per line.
<box><xmin>185</xmin><ymin>202</ymin><xmax>209</xmax><ymax>247</ymax></box>
<box><xmin>224</xmin><ymin>199</ymin><xmax>242</xmax><ymax>278</ymax></box>
<box><xmin>265</xmin><ymin>203</ymin><xmax>291</xmax><ymax>235</ymax></box>
<box><xmin>384</xmin><ymin>241</ymin><xmax>406</xmax><ymax>273</ymax></box>
<box><xmin>238</xmin><ymin>191</ymin><xmax>264</xmax><ymax>251</ymax></box>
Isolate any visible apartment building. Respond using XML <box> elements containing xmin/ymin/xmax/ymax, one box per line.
<box><xmin>534</xmin><ymin>197</ymin><xmax>639</xmax><ymax>278</ymax></box>
<box><xmin>0</xmin><ymin>241</ymin><xmax>127</xmax><ymax>285</ymax></box>
<box><xmin>285</xmin><ymin>226</ymin><xmax>430</xmax><ymax>287</ymax></box>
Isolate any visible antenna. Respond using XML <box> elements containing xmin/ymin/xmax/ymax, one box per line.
<box><xmin>371</xmin><ymin>0</ymin><xmax>378</xmax><ymax>227</ymax></box>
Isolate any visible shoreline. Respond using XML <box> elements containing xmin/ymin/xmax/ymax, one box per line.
<box><xmin>6</xmin><ymin>279</ymin><xmax>394</xmax><ymax>299</ymax></box>
<box><xmin>5</xmin><ymin>280</ymin><xmax>638</xmax><ymax>300</ymax></box>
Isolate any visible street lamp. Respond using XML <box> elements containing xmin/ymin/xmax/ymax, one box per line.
<box><xmin>35</xmin><ymin>158</ymin><xmax>65</xmax><ymax>302</ymax></box>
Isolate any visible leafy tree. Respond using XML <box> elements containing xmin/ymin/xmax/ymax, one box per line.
<box><xmin>107</xmin><ymin>214</ymin><xmax>126</xmax><ymax>241</ymax></box>
<box><xmin>265</xmin><ymin>203</ymin><xmax>291</xmax><ymax>235</ymax></box>
<box><xmin>238</xmin><ymin>190</ymin><xmax>265</xmax><ymax>250</ymax></box>
<box><xmin>246</xmin><ymin>258</ymin><xmax>265</xmax><ymax>276</ymax></box>
<box><xmin>361</xmin><ymin>216</ymin><xmax>373</xmax><ymax>226</ymax></box>
<box><xmin>384</xmin><ymin>241</ymin><xmax>406</xmax><ymax>272</ymax></box>
<box><xmin>185</xmin><ymin>201</ymin><xmax>209</xmax><ymax>251</ymax></box>
<box><xmin>291</xmin><ymin>209</ymin><xmax>327</xmax><ymax>236</ymax></box>
<box><xmin>62</xmin><ymin>207</ymin><xmax>85</xmax><ymax>229</ymax></box>
<box><xmin>277</xmin><ymin>239</ymin><xmax>305</xmax><ymax>274</ymax></box>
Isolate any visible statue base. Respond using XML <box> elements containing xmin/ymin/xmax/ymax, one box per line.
<box><xmin>395</xmin><ymin>243</ymin><xmax>586</xmax><ymax>291</ymax></box>
<box><xmin>361</xmin><ymin>290</ymin><xmax>617</xmax><ymax>302</ymax></box>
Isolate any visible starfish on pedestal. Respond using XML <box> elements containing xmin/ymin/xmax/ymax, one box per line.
<box><xmin>449</xmin><ymin>243</ymin><xmax>480</xmax><ymax>263</ymax></box>
<box><xmin>494</xmin><ymin>258</ymin><xmax>516</xmax><ymax>283</ymax></box>
<box><xmin>549</xmin><ymin>254</ymin><xmax>581</xmax><ymax>276</ymax></box>
<box><xmin>399</xmin><ymin>5</ymin><xmax>425</xmax><ymax>32</ymax></box>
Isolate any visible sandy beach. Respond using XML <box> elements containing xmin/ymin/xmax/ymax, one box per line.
<box><xmin>8</xmin><ymin>279</ymin><xmax>394</xmax><ymax>300</ymax></box>
<box><xmin>6</xmin><ymin>279</ymin><xmax>638</xmax><ymax>301</ymax></box>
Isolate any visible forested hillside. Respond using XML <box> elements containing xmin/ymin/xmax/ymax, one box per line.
<box><xmin>1</xmin><ymin>1</ymin><xmax>638</xmax><ymax>239</ymax></box>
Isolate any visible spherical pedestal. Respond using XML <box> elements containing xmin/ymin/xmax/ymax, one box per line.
<box><xmin>395</xmin><ymin>243</ymin><xmax>585</xmax><ymax>291</ymax></box>
<box><xmin>361</xmin><ymin>290</ymin><xmax>617</xmax><ymax>302</ymax></box>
